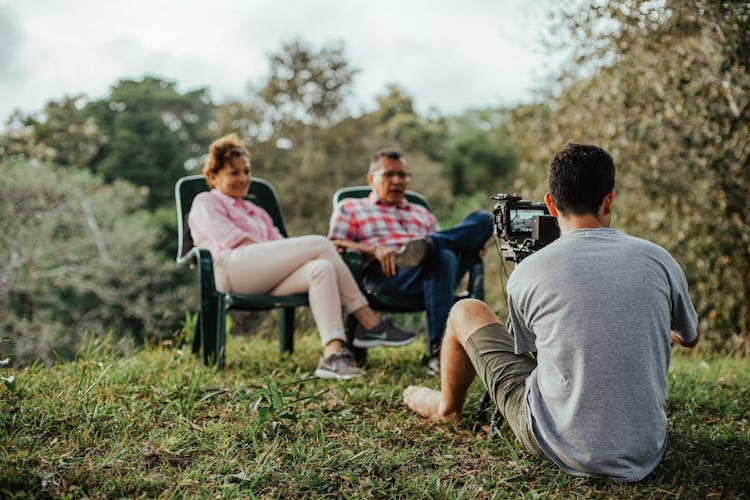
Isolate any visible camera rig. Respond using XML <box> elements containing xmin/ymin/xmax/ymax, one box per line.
<box><xmin>476</xmin><ymin>193</ymin><xmax>561</xmax><ymax>430</ymax></box>
<box><xmin>491</xmin><ymin>193</ymin><xmax>560</xmax><ymax>263</ymax></box>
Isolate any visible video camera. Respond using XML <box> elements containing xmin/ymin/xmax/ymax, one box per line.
<box><xmin>491</xmin><ymin>193</ymin><xmax>560</xmax><ymax>263</ymax></box>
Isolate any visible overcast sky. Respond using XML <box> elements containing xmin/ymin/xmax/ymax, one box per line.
<box><xmin>0</xmin><ymin>0</ymin><xmax>565</xmax><ymax>123</ymax></box>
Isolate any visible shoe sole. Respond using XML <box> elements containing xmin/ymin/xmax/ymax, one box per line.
<box><xmin>394</xmin><ymin>239</ymin><xmax>429</xmax><ymax>268</ymax></box>
<box><xmin>352</xmin><ymin>335</ymin><xmax>417</xmax><ymax>348</ymax></box>
<box><xmin>314</xmin><ymin>368</ymin><xmax>362</xmax><ymax>380</ymax></box>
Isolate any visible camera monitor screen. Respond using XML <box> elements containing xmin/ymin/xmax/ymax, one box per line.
<box><xmin>509</xmin><ymin>207</ymin><xmax>546</xmax><ymax>236</ymax></box>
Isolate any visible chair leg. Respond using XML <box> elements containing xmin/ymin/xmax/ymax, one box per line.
<box><xmin>279</xmin><ymin>307</ymin><xmax>295</xmax><ymax>353</ymax></box>
<box><xmin>345</xmin><ymin>314</ymin><xmax>368</xmax><ymax>365</ymax></box>
<box><xmin>199</xmin><ymin>296</ymin><xmax>215</xmax><ymax>366</ymax></box>
<box><xmin>200</xmin><ymin>293</ymin><xmax>225</xmax><ymax>368</ymax></box>
<box><xmin>216</xmin><ymin>303</ymin><xmax>227</xmax><ymax>369</ymax></box>
<box><xmin>191</xmin><ymin>310</ymin><xmax>202</xmax><ymax>355</ymax></box>
<box><xmin>469</xmin><ymin>261</ymin><xmax>485</xmax><ymax>300</ymax></box>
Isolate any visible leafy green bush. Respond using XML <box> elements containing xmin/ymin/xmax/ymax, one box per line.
<box><xmin>509</xmin><ymin>1</ymin><xmax>750</xmax><ymax>351</ymax></box>
<box><xmin>0</xmin><ymin>160</ymin><xmax>192</xmax><ymax>364</ymax></box>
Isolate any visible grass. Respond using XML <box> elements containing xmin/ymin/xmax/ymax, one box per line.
<box><xmin>1</xmin><ymin>329</ymin><xmax>749</xmax><ymax>499</ymax></box>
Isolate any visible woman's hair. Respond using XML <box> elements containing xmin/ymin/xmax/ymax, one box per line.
<box><xmin>203</xmin><ymin>133</ymin><xmax>251</xmax><ymax>188</ymax></box>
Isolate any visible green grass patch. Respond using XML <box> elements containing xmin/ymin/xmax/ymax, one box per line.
<box><xmin>1</xmin><ymin>331</ymin><xmax>748</xmax><ymax>498</ymax></box>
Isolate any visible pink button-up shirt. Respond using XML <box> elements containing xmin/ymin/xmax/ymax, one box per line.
<box><xmin>188</xmin><ymin>189</ymin><xmax>282</xmax><ymax>258</ymax></box>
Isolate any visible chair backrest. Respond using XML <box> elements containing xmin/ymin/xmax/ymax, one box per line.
<box><xmin>175</xmin><ymin>174</ymin><xmax>290</xmax><ymax>263</ymax></box>
<box><xmin>332</xmin><ymin>186</ymin><xmax>430</xmax><ymax>211</ymax></box>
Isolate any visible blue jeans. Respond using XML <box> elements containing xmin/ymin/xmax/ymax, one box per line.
<box><xmin>363</xmin><ymin>211</ymin><xmax>493</xmax><ymax>352</ymax></box>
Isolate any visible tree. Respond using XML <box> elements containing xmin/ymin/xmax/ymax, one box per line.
<box><xmin>511</xmin><ymin>0</ymin><xmax>750</xmax><ymax>351</ymax></box>
<box><xmin>1</xmin><ymin>160</ymin><xmax>191</xmax><ymax>365</ymax></box>
<box><xmin>441</xmin><ymin>108</ymin><xmax>518</xmax><ymax>195</ymax></box>
<box><xmin>257</xmin><ymin>38</ymin><xmax>358</xmax><ymax>128</ymax></box>
<box><xmin>0</xmin><ymin>95</ymin><xmax>101</xmax><ymax>168</ymax></box>
<box><xmin>84</xmin><ymin>76</ymin><xmax>214</xmax><ymax>209</ymax></box>
<box><xmin>212</xmin><ymin>99</ymin><xmax>267</xmax><ymax>146</ymax></box>
<box><xmin>370</xmin><ymin>85</ymin><xmax>448</xmax><ymax>159</ymax></box>
<box><xmin>215</xmin><ymin>39</ymin><xmax>361</xmax><ymax>234</ymax></box>
<box><xmin>350</xmin><ymin>85</ymin><xmax>454</xmax><ymax>212</ymax></box>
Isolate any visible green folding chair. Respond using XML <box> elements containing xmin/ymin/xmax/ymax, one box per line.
<box><xmin>175</xmin><ymin>174</ymin><xmax>308</xmax><ymax>368</ymax></box>
<box><xmin>331</xmin><ymin>186</ymin><xmax>485</xmax><ymax>360</ymax></box>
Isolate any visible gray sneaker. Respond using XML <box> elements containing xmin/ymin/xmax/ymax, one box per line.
<box><xmin>314</xmin><ymin>348</ymin><xmax>363</xmax><ymax>380</ymax></box>
<box><xmin>353</xmin><ymin>316</ymin><xmax>416</xmax><ymax>348</ymax></box>
<box><xmin>394</xmin><ymin>237</ymin><xmax>431</xmax><ymax>268</ymax></box>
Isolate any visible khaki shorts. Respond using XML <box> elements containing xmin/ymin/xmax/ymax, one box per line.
<box><xmin>465</xmin><ymin>323</ymin><xmax>542</xmax><ymax>456</ymax></box>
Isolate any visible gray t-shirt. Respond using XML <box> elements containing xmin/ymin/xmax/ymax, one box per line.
<box><xmin>507</xmin><ymin>228</ymin><xmax>698</xmax><ymax>482</ymax></box>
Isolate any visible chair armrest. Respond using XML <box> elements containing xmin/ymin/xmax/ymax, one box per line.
<box><xmin>341</xmin><ymin>248</ymin><xmax>364</xmax><ymax>282</ymax></box>
<box><xmin>178</xmin><ymin>247</ymin><xmax>220</xmax><ymax>297</ymax></box>
<box><xmin>176</xmin><ymin>246</ymin><xmax>201</xmax><ymax>267</ymax></box>
<box><xmin>194</xmin><ymin>249</ymin><xmax>219</xmax><ymax>296</ymax></box>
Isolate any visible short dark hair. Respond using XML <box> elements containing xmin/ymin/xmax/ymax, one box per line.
<box><xmin>548</xmin><ymin>144</ymin><xmax>615</xmax><ymax>216</ymax></box>
<box><xmin>369</xmin><ymin>149</ymin><xmax>406</xmax><ymax>172</ymax></box>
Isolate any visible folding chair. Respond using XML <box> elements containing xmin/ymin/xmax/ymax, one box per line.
<box><xmin>175</xmin><ymin>174</ymin><xmax>308</xmax><ymax>368</ymax></box>
<box><xmin>332</xmin><ymin>186</ymin><xmax>485</xmax><ymax>361</ymax></box>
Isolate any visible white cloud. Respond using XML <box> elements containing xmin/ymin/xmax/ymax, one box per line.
<box><xmin>0</xmin><ymin>0</ymin><xmax>564</xmax><ymax>122</ymax></box>
<box><xmin>0</xmin><ymin>5</ymin><xmax>24</xmax><ymax>83</ymax></box>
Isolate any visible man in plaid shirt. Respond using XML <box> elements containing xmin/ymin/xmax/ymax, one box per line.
<box><xmin>328</xmin><ymin>149</ymin><xmax>493</xmax><ymax>374</ymax></box>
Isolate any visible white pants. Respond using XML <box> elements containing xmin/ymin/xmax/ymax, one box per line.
<box><xmin>214</xmin><ymin>235</ymin><xmax>368</xmax><ymax>346</ymax></box>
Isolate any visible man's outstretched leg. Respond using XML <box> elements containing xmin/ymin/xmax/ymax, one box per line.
<box><xmin>403</xmin><ymin>299</ymin><xmax>499</xmax><ymax>421</ymax></box>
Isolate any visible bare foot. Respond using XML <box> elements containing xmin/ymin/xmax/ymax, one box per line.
<box><xmin>403</xmin><ymin>385</ymin><xmax>462</xmax><ymax>422</ymax></box>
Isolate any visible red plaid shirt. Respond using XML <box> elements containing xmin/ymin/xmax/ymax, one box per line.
<box><xmin>328</xmin><ymin>193</ymin><xmax>438</xmax><ymax>248</ymax></box>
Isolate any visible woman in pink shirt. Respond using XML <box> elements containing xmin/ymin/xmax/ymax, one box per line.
<box><xmin>188</xmin><ymin>133</ymin><xmax>415</xmax><ymax>379</ymax></box>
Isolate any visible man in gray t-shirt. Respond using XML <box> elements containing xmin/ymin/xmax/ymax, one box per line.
<box><xmin>403</xmin><ymin>144</ymin><xmax>699</xmax><ymax>483</ymax></box>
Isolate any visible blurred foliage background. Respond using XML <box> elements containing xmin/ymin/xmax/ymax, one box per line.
<box><xmin>1</xmin><ymin>1</ymin><xmax>747</xmax><ymax>364</ymax></box>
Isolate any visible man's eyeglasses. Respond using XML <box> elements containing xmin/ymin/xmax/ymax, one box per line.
<box><xmin>374</xmin><ymin>170</ymin><xmax>411</xmax><ymax>180</ymax></box>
